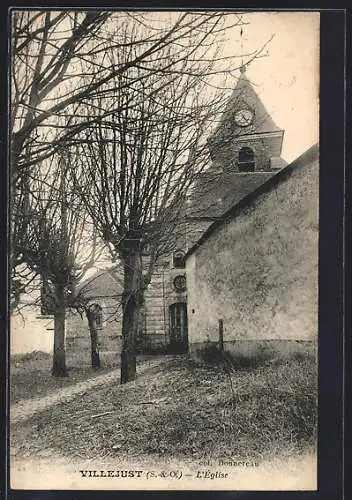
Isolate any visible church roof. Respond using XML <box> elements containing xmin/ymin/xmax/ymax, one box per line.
<box><xmin>187</xmin><ymin>171</ymin><xmax>276</xmax><ymax>219</ymax></box>
<box><xmin>77</xmin><ymin>267</ymin><xmax>123</xmax><ymax>300</ymax></box>
<box><xmin>210</xmin><ymin>66</ymin><xmax>283</xmax><ymax>144</ymax></box>
<box><xmin>185</xmin><ymin>144</ymin><xmax>319</xmax><ymax>259</ymax></box>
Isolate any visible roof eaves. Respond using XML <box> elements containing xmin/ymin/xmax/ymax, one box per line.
<box><xmin>185</xmin><ymin>144</ymin><xmax>319</xmax><ymax>260</ymax></box>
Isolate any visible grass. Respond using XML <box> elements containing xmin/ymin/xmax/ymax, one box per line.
<box><xmin>10</xmin><ymin>349</ymin><xmax>120</xmax><ymax>404</ymax></box>
<box><xmin>11</xmin><ymin>352</ymin><xmax>317</xmax><ymax>464</ymax></box>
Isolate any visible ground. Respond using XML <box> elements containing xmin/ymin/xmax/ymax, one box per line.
<box><xmin>10</xmin><ymin>350</ymin><xmax>318</xmax><ymax>490</ymax></box>
<box><xmin>10</xmin><ymin>350</ymin><xmax>120</xmax><ymax>403</ymax></box>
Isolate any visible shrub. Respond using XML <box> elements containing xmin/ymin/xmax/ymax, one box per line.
<box><xmin>197</xmin><ymin>343</ymin><xmax>273</xmax><ymax>371</ymax></box>
<box><xmin>197</xmin><ymin>343</ymin><xmax>224</xmax><ymax>365</ymax></box>
<box><xmin>291</xmin><ymin>350</ymin><xmax>314</xmax><ymax>362</ymax></box>
<box><xmin>11</xmin><ymin>350</ymin><xmax>51</xmax><ymax>363</ymax></box>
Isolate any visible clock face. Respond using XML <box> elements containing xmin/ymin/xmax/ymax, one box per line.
<box><xmin>234</xmin><ymin>108</ymin><xmax>254</xmax><ymax>127</ymax></box>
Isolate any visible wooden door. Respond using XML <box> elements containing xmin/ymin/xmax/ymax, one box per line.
<box><xmin>169</xmin><ymin>302</ymin><xmax>188</xmax><ymax>353</ymax></box>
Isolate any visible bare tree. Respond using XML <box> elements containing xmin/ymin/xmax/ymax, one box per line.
<box><xmin>10</xmin><ymin>10</ymin><xmax>245</xmax><ymax>174</ymax></box>
<box><xmin>70</xmin><ymin>19</ymin><xmax>241</xmax><ymax>382</ymax></box>
<box><xmin>10</xmin><ymin>10</ymin><xmax>272</xmax><ymax>379</ymax></box>
<box><xmin>72</xmin><ymin>268</ymin><xmax>124</xmax><ymax>371</ymax></box>
<box><xmin>17</xmin><ymin>149</ymin><xmax>103</xmax><ymax>376</ymax></box>
<box><xmin>10</xmin><ymin>10</ymin><xmax>244</xmax><ymax>307</ymax></box>
<box><xmin>85</xmin><ymin>304</ymin><xmax>102</xmax><ymax>370</ymax></box>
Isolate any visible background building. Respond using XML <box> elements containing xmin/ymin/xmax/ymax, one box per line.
<box><xmin>65</xmin><ymin>268</ymin><xmax>123</xmax><ymax>355</ymax></box>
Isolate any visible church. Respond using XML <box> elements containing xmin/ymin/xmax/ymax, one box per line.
<box><xmin>64</xmin><ymin>64</ymin><xmax>318</xmax><ymax>360</ymax></box>
<box><xmin>138</xmin><ymin>64</ymin><xmax>306</xmax><ymax>354</ymax></box>
<box><xmin>185</xmin><ymin>142</ymin><xmax>318</xmax><ymax>357</ymax></box>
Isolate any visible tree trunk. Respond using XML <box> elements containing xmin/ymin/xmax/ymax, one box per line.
<box><xmin>120</xmin><ymin>293</ymin><xmax>138</xmax><ymax>384</ymax></box>
<box><xmin>120</xmin><ymin>248</ymin><xmax>141</xmax><ymax>384</ymax></box>
<box><xmin>52</xmin><ymin>285</ymin><xmax>67</xmax><ymax>377</ymax></box>
<box><xmin>86</xmin><ymin>309</ymin><xmax>101</xmax><ymax>369</ymax></box>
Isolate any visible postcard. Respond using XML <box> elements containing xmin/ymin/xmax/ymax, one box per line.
<box><xmin>9</xmin><ymin>10</ymin><xmax>320</xmax><ymax>491</ymax></box>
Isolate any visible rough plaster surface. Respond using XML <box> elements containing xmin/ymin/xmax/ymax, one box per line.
<box><xmin>187</xmin><ymin>154</ymin><xmax>319</xmax><ymax>347</ymax></box>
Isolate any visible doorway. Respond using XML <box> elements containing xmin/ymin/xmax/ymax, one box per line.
<box><xmin>168</xmin><ymin>302</ymin><xmax>188</xmax><ymax>353</ymax></box>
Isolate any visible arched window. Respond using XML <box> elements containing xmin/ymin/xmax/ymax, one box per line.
<box><xmin>238</xmin><ymin>147</ymin><xmax>255</xmax><ymax>172</ymax></box>
<box><xmin>40</xmin><ymin>281</ymin><xmax>55</xmax><ymax>316</ymax></box>
<box><xmin>173</xmin><ymin>249</ymin><xmax>185</xmax><ymax>269</ymax></box>
<box><xmin>91</xmin><ymin>303</ymin><xmax>103</xmax><ymax>329</ymax></box>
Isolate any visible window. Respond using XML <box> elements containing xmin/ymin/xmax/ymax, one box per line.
<box><xmin>92</xmin><ymin>304</ymin><xmax>103</xmax><ymax>329</ymax></box>
<box><xmin>238</xmin><ymin>147</ymin><xmax>255</xmax><ymax>172</ymax></box>
<box><xmin>40</xmin><ymin>281</ymin><xmax>55</xmax><ymax>316</ymax></box>
<box><xmin>173</xmin><ymin>249</ymin><xmax>185</xmax><ymax>269</ymax></box>
<box><xmin>173</xmin><ymin>275</ymin><xmax>187</xmax><ymax>292</ymax></box>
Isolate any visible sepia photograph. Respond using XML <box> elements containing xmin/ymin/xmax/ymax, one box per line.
<box><xmin>9</xmin><ymin>9</ymin><xmax>319</xmax><ymax>491</ymax></box>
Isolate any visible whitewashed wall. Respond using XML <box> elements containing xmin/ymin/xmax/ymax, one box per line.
<box><xmin>10</xmin><ymin>307</ymin><xmax>53</xmax><ymax>354</ymax></box>
<box><xmin>186</xmin><ymin>147</ymin><xmax>319</xmax><ymax>351</ymax></box>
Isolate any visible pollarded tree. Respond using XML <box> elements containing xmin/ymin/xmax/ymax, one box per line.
<box><xmin>72</xmin><ymin>267</ymin><xmax>124</xmax><ymax>371</ymax></box>
<box><xmin>11</xmin><ymin>11</ymin><xmax>271</xmax><ymax>379</ymax></box>
<box><xmin>17</xmin><ymin>149</ymin><xmax>104</xmax><ymax>376</ymax></box>
<box><xmin>69</xmin><ymin>16</ymin><xmax>247</xmax><ymax>383</ymax></box>
<box><xmin>12</xmin><ymin>11</ymin><xmax>231</xmax><ymax>171</ymax></box>
<box><xmin>10</xmin><ymin>10</ymin><xmax>243</xmax><ymax>306</ymax></box>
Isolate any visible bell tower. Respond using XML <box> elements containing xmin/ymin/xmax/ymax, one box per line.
<box><xmin>186</xmin><ymin>52</ymin><xmax>287</xmax><ymax>235</ymax></box>
<box><xmin>207</xmin><ymin>64</ymin><xmax>286</xmax><ymax>173</ymax></box>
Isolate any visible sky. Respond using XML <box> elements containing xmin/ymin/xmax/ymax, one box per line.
<box><xmin>58</xmin><ymin>11</ymin><xmax>321</xmax><ymax>274</ymax></box>
<box><xmin>12</xmin><ymin>10</ymin><xmax>319</xmax><ymax>164</ymax></box>
<box><xmin>12</xmin><ymin>10</ymin><xmax>320</xmax><ymax>287</ymax></box>
<box><xmin>221</xmin><ymin>11</ymin><xmax>319</xmax><ymax>163</ymax></box>
<box><xmin>132</xmin><ymin>10</ymin><xmax>320</xmax><ymax>164</ymax></box>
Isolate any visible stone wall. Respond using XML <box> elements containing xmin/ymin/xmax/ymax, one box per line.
<box><xmin>66</xmin><ymin>296</ymin><xmax>122</xmax><ymax>355</ymax></box>
<box><xmin>186</xmin><ymin>147</ymin><xmax>319</xmax><ymax>356</ymax></box>
<box><xmin>143</xmin><ymin>258</ymin><xmax>187</xmax><ymax>348</ymax></box>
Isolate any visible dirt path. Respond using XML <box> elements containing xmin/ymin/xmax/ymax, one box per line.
<box><xmin>11</xmin><ymin>358</ymin><xmax>164</xmax><ymax>424</ymax></box>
